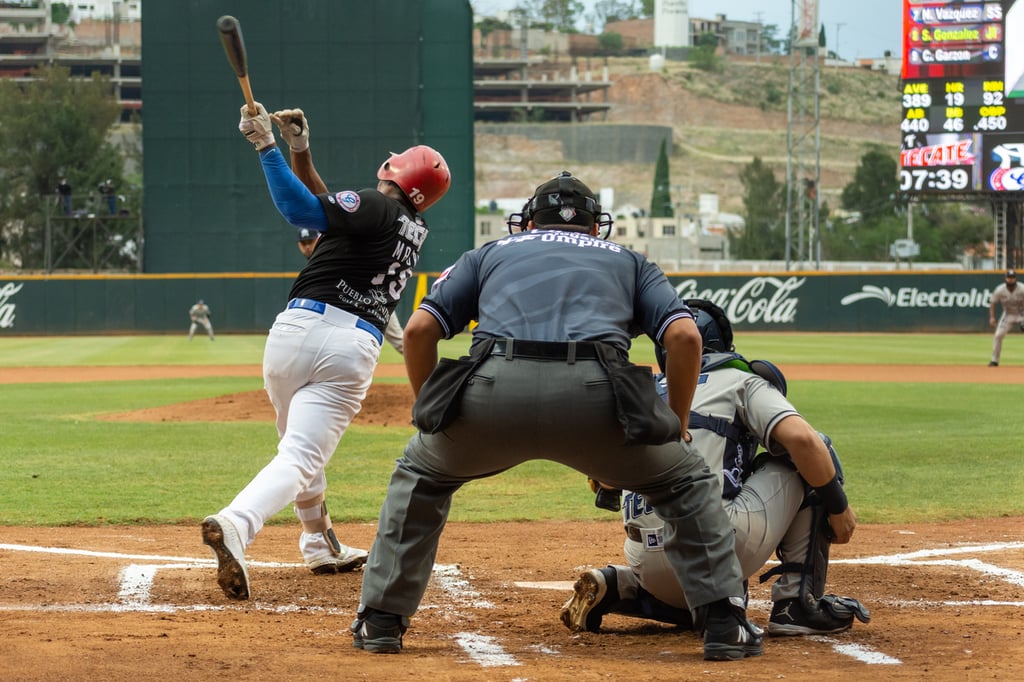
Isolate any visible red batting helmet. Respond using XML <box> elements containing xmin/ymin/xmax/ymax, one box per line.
<box><xmin>377</xmin><ymin>145</ymin><xmax>451</xmax><ymax>212</ymax></box>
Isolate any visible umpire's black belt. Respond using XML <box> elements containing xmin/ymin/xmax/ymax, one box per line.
<box><xmin>489</xmin><ymin>338</ymin><xmax>601</xmax><ymax>362</ymax></box>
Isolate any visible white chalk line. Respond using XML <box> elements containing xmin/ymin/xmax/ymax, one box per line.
<box><xmin>3</xmin><ymin>541</ymin><xmax>1023</xmax><ymax>668</ymax></box>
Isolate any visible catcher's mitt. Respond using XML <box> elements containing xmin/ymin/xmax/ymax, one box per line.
<box><xmin>588</xmin><ymin>478</ymin><xmax>621</xmax><ymax>512</ymax></box>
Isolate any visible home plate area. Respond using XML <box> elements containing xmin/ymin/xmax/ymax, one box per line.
<box><xmin>0</xmin><ymin>519</ymin><xmax>1022</xmax><ymax>680</ymax></box>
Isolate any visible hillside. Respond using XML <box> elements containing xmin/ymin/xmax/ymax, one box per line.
<box><xmin>474</xmin><ymin>57</ymin><xmax>902</xmax><ymax>215</ymax></box>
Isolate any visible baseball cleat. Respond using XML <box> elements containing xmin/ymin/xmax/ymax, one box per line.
<box><xmin>201</xmin><ymin>514</ymin><xmax>250</xmax><ymax>600</ymax></box>
<box><xmin>300</xmin><ymin>531</ymin><xmax>368</xmax><ymax>574</ymax></box>
<box><xmin>351</xmin><ymin>608</ymin><xmax>408</xmax><ymax>654</ymax></box>
<box><xmin>308</xmin><ymin>544</ymin><xmax>369</xmax><ymax>574</ymax></box>
<box><xmin>701</xmin><ymin>598</ymin><xmax>763</xmax><ymax>661</ymax></box>
<box><xmin>560</xmin><ymin>566</ymin><xmax>617</xmax><ymax>632</ymax></box>
<box><xmin>767</xmin><ymin>596</ymin><xmax>862</xmax><ymax>636</ymax></box>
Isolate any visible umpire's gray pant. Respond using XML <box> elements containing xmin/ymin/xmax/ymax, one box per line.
<box><xmin>359</xmin><ymin>355</ymin><xmax>745</xmax><ymax>617</ymax></box>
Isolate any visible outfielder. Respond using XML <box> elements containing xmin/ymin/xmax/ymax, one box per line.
<box><xmin>351</xmin><ymin>172</ymin><xmax>761</xmax><ymax>661</ymax></box>
<box><xmin>187</xmin><ymin>299</ymin><xmax>214</xmax><ymax>341</ymax></box>
<box><xmin>988</xmin><ymin>268</ymin><xmax>1024</xmax><ymax>366</ymax></box>
<box><xmin>199</xmin><ymin>101</ymin><xmax>450</xmax><ymax>599</ymax></box>
<box><xmin>562</xmin><ymin>299</ymin><xmax>869</xmax><ymax>636</ymax></box>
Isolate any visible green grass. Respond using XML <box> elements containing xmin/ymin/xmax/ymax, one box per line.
<box><xmin>1</xmin><ymin>334</ymin><xmax>1021</xmax><ymax>527</ymax></box>
<box><xmin>0</xmin><ymin>332</ymin><xmax>999</xmax><ymax>368</ymax></box>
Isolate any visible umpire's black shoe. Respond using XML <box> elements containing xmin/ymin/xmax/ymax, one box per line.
<box><xmin>700</xmin><ymin>597</ymin><xmax>764</xmax><ymax>661</ymax></box>
<box><xmin>351</xmin><ymin>607</ymin><xmax>409</xmax><ymax>654</ymax></box>
<box><xmin>560</xmin><ymin>566</ymin><xmax>619</xmax><ymax>632</ymax></box>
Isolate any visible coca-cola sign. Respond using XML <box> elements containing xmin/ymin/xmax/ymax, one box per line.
<box><xmin>0</xmin><ymin>282</ymin><xmax>24</xmax><ymax>329</ymax></box>
<box><xmin>675</xmin><ymin>277</ymin><xmax>804</xmax><ymax>324</ymax></box>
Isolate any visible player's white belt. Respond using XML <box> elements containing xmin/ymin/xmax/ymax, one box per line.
<box><xmin>286</xmin><ymin>298</ymin><xmax>384</xmax><ymax>345</ymax></box>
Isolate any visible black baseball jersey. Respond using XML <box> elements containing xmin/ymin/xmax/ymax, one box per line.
<box><xmin>421</xmin><ymin>229</ymin><xmax>692</xmax><ymax>353</ymax></box>
<box><xmin>288</xmin><ymin>189</ymin><xmax>427</xmax><ymax>331</ymax></box>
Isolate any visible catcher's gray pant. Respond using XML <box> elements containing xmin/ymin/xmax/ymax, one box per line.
<box><xmin>619</xmin><ymin>459</ymin><xmax>810</xmax><ymax>607</ymax></box>
<box><xmin>358</xmin><ymin>355</ymin><xmax>745</xmax><ymax>618</ymax></box>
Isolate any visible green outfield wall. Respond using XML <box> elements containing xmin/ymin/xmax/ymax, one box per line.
<box><xmin>0</xmin><ymin>271</ymin><xmax>1002</xmax><ymax>335</ymax></box>
<box><xmin>141</xmin><ymin>0</ymin><xmax>474</xmax><ymax>275</ymax></box>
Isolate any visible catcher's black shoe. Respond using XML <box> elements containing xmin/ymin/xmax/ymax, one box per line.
<box><xmin>560</xmin><ymin>566</ymin><xmax>618</xmax><ymax>632</ymax></box>
<box><xmin>768</xmin><ymin>595</ymin><xmax>870</xmax><ymax>636</ymax></box>
<box><xmin>351</xmin><ymin>608</ymin><xmax>408</xmax><ymax>654</ymax></box>
<box><xmin>700</xmin><ymin>598</ymin><xmax>764</xmax><ymax>661</ymax></box>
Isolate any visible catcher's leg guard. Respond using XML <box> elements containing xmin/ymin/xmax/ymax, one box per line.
<box><xmin>629</xmin><ymin>585</ymin><xmax>694</xmax><ymax>629</ymax></box>
<box><xmin>760</xmin><ymin>434</ymin><xmax>870</xmax><ymax>635</ymax></box>
<box><xmin>295</xmin><ymin>495</ymin><xmax>368</xmax><ymax>574</ymax></box>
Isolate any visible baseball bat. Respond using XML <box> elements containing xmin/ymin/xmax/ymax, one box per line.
<box><xmin>216</xmin><ymin>15</ymin><xmax>256</xmax><ymax>116</ymax></box>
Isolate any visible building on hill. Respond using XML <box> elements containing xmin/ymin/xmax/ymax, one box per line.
<box><xmin>0</xmin><ymin>1</ymin><xmax>140</xmax><ymax>119</ymax></box>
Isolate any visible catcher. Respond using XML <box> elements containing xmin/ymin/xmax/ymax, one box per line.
<box><xmin>187</xmin><ymin>299</ymin><xmax>214</xmax><ymax>341</ymax></box>
<box><xmin>562</xmin><ymin>299</ymin><xmax>870</xmax><ymax>636</ymax></box>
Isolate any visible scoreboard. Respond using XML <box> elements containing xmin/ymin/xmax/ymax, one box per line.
<box><xmin>900</xmin><ymin>1</ymin><xmax>1024</xmax><ymax>194</ymax></box>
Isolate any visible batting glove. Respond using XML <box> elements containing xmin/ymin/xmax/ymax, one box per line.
<box><xmin>270</xmin><ymin>108</ymin><xmax>309</xmax><ymax>153</ymax></box>
<box><xmin>238</xmin><ymin>101</ymin><xmax>276</xmax><ymax>151</ymax></box>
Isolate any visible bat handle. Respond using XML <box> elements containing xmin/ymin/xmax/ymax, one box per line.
<box><xmin>238</xmin><ymin>75</ymin><xmax>257</xmax><ymax>116</ymax></box>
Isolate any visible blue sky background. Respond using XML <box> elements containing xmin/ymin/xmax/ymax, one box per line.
<box><xmin>473</xmin><ymin>1</ymin><xmax>902</xmax><ymax>60</ymax></box>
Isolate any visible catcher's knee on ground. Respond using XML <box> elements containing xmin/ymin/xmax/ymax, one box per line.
<box><xmin>294</xmin><ymin>495</ymin><xmax>368</xmax><ymax>574</ymax></box>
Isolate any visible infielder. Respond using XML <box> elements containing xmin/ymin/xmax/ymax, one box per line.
<box><xmin>187</xmin><ymin>299</ymin><xmax>214</xmax><ymax>341</ymax></box>
<box><xmin>351</xmin><ymin>173</ymin><xmax>761</xmax><ymax>661</ymax></box>
<box><xmin>562</xmin><ymin>299</ymin><xmax>869</xmax><ymax>636</ymax></box>
<box><xmin>199</xmin><ymin>101</ymin><xmax>450</xmax><ymax>599</ymax></box>
<box><xmin>988</xmin><ymin>268</ymin><xmax>1024</xmax><ymax>366</ymax></box>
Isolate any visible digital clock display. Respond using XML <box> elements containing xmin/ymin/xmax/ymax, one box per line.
<box><xmin>900</xmin><ymin>0</ymin><xmax>1024</xmax><ymax>194</ymax></box>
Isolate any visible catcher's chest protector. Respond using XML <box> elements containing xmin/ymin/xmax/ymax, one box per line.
<box><xmin>690</xmin><ymin>352</ymin><xmax>788</xmax><ymax>499</ymax></box>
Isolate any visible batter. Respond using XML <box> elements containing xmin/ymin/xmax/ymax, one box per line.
<box><xmin>199</xmin><ymin>101</ymin><xmax>450</xmax><ymax>600</ymax></box>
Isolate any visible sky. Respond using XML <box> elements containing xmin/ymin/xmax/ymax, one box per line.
<box><xmin>472</xmin><ymin>1</ymin><xmax>902</xmax><ymax>60</ymax></box>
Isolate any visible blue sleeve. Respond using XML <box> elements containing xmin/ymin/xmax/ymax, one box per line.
<box><xmin>258</xmin><ymin>147</ymin><xmax>328</xmax><ymax>230</ymax></box>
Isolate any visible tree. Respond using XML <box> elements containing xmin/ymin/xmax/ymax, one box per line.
<box><xmin>690</xmin><ymin>31</ymin><xmax>723</xmax><ymax>73</ymax></box>
<box><xmin>531</xmin><ymin>0</ymin><xmax>585</xmax><ymax>32</ymax></box>
<box><xmin>597</xmin><ymin>31</ymin><xmax>624</xmax><ymax>55</ymax></box>
<box><xmin>733</xmin><ymin>157</ymin><xmax>784</xmax><ymax>259</ymax></box>
<box><xmin>0</xmin><ymin>66</ymin><xmax>124</xmax><ymax>269</ymax></box>
<box><xmin>760</xmin><ymin>24</ymin><xmax>784</xmax><ymax>54</ymax></box>
<box><xmin>593</xmin><ymin>0</ymin><xmax>640</xmax><ymax>26</ymax></box>
<box><xmin>649</xmin><ymin>139</ymin><xmax>673</xmax><ymax>218</ymax></box>
<box><xmin>840</xmin><ymin>147</ymin><xmax>899</xmax><ymax>221</ymax></box>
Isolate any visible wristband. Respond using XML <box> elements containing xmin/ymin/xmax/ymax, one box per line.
<box><xmin>249</xmin><ymin>133</ymin><xmax>275</xmax><ymax>151</ymax></box>
<box><xmin>813</xmin><ymin>473</ymin><xmax>848</xmax><ymax>515</ymax></box>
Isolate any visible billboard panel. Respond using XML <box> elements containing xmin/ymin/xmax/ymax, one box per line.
<box><xmin>899</xmin><ymin>1</ymin><xmax>1024</xmax><ymax>194</ymax></box>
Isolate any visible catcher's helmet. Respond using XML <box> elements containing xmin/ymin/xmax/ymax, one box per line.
<box><xmin>506</xmin><ymin>171</ymin><xmax>614</xmax><ymax>237</ymax></box>
<box><xmin>685</xmin><ymin>298</ymin><xmax>735</xmax><ymax>353</ymax></box>
<box><xmin>377</xmin><ymin>145</ymin><xmax>451</xmax><ymax>212</ymax></box>
<box><xmin>654</xmin><ymin>298</ymin><xmax>735</xmax><ymax>373</ymax></box>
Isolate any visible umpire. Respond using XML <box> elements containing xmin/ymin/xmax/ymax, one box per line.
<box><xmin>351</xmin><ymin>171</ymin><xmax>762</xmax><ymax>661</ymax></box>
